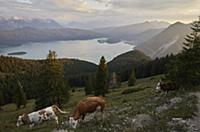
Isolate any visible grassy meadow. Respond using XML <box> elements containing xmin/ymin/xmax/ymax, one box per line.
<box><xmin>0</xmin><ymin>75</ymin><xmax>198</xmax><ymax>132</ymax></box>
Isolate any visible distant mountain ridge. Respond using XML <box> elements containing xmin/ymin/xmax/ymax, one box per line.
<box><xmin>0</xmin><ymin>17</ymin><xmax>102</xmax><ymax>48</ymax></box>
<box><xmin>0</xmin><ymin>27</ymin><xmax>101</xmax><ymax>47</ymax></box>
<box><xmin>0</xmin><ymin>17</ymin><xmax>62</xmax><ymax>30</ymax></box>
<box><xmin>136</xmin><ymin>22</ymin><xmax>191</xmax><ymax>58</ymax></box>
<box><xmin>94</xmin><ymin>21</ymin><xmax>169</xmax><ymax>45</ymax></box>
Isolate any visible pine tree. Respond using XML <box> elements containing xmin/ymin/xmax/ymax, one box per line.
<box><xmin>128</xmin><ymin>69</ymin><xmax>136</xmax><ymax>86</ymax></box>
<box><xmin>35</xmin><ymin>51</ymin><xmax>69</xmax><ymax>109</ymax></box>
<box><xmin>183</xmin><ymin>16</ymin><xmax>200</xmax><ymax>50</ymax></box>
<box><xmin>84</xmin><ymin>76</ymin><xmax>93</xmax><ymax>95</ymax></box>
<box><xmin>167</xmin><ymin>17</ymin><xmax>200</xmax><ymax>88</ymax></box>
<box><xmin>95</xmin><ymin>56</ymin><xmax>108</xmax><ymax>96</ymax></box>
<box><xmin>13</xmin><ymin>81</ymin><xmax>27</xmax><ymax>109</ymax></box>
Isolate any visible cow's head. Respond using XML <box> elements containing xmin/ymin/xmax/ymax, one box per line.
<box><xmin>69</xmin><ymin>117</ymin><xmax>78</xmax><ymax>129</ymax></box>
<box><xmin>156</xmin><ymin>82</ymin><xmax>161</xmax><ymax>93</ymax></box>
<box><xmin>16</xmin><ymin>115</ymin><xmax>24</xmax><ymax>127</ymax></box>
<box><xmin>16</xmin><ymin>114</ymin><xmax>29</xmax><ymax>127</ymax></box>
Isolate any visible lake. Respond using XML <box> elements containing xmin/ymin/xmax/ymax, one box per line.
<box><xmin>0</xmin><ymin>39</ymin><xmax>134</xmax><ymax>64</ymax></box>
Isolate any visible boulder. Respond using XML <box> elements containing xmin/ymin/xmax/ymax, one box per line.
<box><xmin>131</xmin><ymin>114</ymin><xmax>153</xmax><ymax>130</ymax></box>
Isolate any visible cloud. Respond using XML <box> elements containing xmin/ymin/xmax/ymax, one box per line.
<box><xmin>110</xmin><ymin>0</ymin><xmax>199</xmax><ymax>10</ymax></box>
<box><xmin>0</xmin><ymin>0</ymin><xmax>199</xmax><ymax>28</ymax></box>
<box><xmin>17</xmin><ymin>0</ymin><xmax>32</xmax><ymax>4</ymax></box>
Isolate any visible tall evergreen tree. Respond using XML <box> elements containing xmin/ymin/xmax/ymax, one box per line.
<box><xmin>95</xmin><ymin>56</ymin><xmax>108</xmax><ymax>96</ymax></box>
<box><xmin>13</xmin><ymin>81</ymin><xmax>27</xmax><ymax>109</ymax></box>
<box><xmin>183</xmin><ymin>16</ymin><xmax>200</xmax><ymax>50</ymax></box>
<box><xmin>167</xmin><ymin>17</ymin><xmax>200</xmax><ymax>88</ymax></box>
<box><xmin>128</xmin><ymin>69</ymin><xmax>136</xmax><ymax>86</ymax></box>
<box><xmin>84</xmin><ymin>76</ymin><xmax>93</xmax><ymax>95</ymax></box>
<box><xmin>35</xmin><ymin>51</ymin><xmax>69</xmax><ymax>109</ymax></box>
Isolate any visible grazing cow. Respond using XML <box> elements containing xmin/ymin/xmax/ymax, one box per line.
<box><xmin>16</xmin><ymin>105</ymin><xmax>68</xmax><ymax>128</ymax></box>
<box><xmin>156</xmin><ymin>81</ymin><xmax>176</xmax><ymax>93</ymax></box>
<box><xmin>69</xmin><ymin>96</ymin><xmax>106</xmax><ymax>128</ymax></box>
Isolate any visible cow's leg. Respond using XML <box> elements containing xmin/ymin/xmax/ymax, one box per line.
<box><xmin>100</xmin><ymin>103</ymin><xmax>105</xmax><ymax>113</ymax></box>
<box><xmin>53</xmin><ymin>116</ymin><xmax>59</xmax><ymax>124</ymax></box>
<box><xmin>166</xmin><ymin>90</ymin><xmax>169</xmax><ymax>95</ymax></box>
<box><xmin>29</xmin><ymin>123</ymin><xmax>34</xmax><ymax>128</ymax></box>
<box><xmin>82</xmin><ymin>114</ymin><xmax>86</xmax><ymax>120</ymax></box>
<box><xmin>100</xmin><ymin>104</ymin><xmax>105</xmax><ymax>118</ymax></box>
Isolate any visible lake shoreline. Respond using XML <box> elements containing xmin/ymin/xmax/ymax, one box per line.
<box><xmin>0</xmin><ymin>39</ymin><xmax>134</xmax><ymax>64</ymax></box>
<box><xmin>7</xmin><ymin>51</ymin><xmax>27</xmax><ymax>56</ymax></box>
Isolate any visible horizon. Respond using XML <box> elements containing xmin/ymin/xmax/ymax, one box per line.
<box><xmin>0</xmin><ymin>16</ymin><xmax>193</xmax><ymax>29</ymax></box>
<box><xmin>0</xmin><ymin>0</ymin><xmax>199</xmax><ymax>28</ymax></box>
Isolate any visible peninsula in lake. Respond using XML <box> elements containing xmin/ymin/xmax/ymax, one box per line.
<box><xmin>7</xmin><ymin>51</ymin><xmax>27</xmax><ymax>55</ymax></box>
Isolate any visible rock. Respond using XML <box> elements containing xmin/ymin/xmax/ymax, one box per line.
<box><xmin>167</xmin><ymin>117</ymin><xmax>189</xmax><ymax>131</ymax></box>
<box><xmin>131</xmin><ymin>114</ymin><xmax>153</xmax><ymax>130</ymax></box>
<box><xmin>52</xmin><ymin>129</ymin><xmax>68</xmax><ymax>132</ymax></box>
<box><xmin>170</xmin><ymin>97</ymin><xmax>182</xmax><ymax>105</ymax></box>
<box><xmin>155</xmin><ymin>97</ymin><xmax>182</xmax><ymax>114</ymax></box>
<box><xmin>155</xmin><ymin>104</ymin><xmax>169</xmax><ymax>114</ymax></box>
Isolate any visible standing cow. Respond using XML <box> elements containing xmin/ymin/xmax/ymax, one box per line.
<box><xmin>156</xmin><ymin>80</ymin><xmax>176</xmax><ymax>93</ymax></box>
<box><xmin>69</xmin><ymin>96</ymin><xmax>106</xmax><ymax>129</ymax></box>
<box><xmin>16</xmin><ymin>105</ymin><xmax>68</xmax><ymax>128</ymax></box>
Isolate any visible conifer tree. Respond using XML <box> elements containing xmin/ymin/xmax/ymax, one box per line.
<box><xmin>167</xmin><ymin>17</ymin><xmax>200</xmax><ymax>87</ymax></box>
<box><xmin>14</xmin><ymin>81</ymin><xmax>27</xmax><ymax>109</ymax></box>
<box><xmin>35</xmin><ymin>50</ymin><xmax>69</xmax><ymax>109</ymax></box>
<box><xmin>128</xmin><ymin>69</ymin><xmax>136</xmax><ymax>86</ymax></box>
<box><xmin>183</xmin><ymin>16</ymin><xmax>200</xmax><ymax>50</ymax></box>
<box><xmin>95</xmin><ymin>56</ymin><xmax>108</xmax><ymax>96</ymax></box>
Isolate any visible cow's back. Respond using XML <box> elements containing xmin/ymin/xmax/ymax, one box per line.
<box><xmin>160</xmin><ymin>82</ymin><xmax>176</xmax><ymax>91</ymax></box>
<box><xmin>85</xmin><ymin>96</ymin><xmax>106</xmax><ymax>104</ymax></box>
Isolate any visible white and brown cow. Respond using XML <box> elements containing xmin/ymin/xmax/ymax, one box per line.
<box><xmin>16</xmin><ymin>105</ymin><xmax>68</xmax><ymax>128</ymax></box>
<box><xmin>156</xmin><ymin>81</ymin><xmax>176</xmax><ymax>93</ymax></box>
<box><xmin>69</xmin><ymin>96</ymin><xmax>106</xmax><ymax>128</ymax></box>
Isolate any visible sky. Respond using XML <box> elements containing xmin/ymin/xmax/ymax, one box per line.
<box><xmin>0</xmin><ymin>0</ymin><xmax>199</xmax><ymax>28</ymax></box>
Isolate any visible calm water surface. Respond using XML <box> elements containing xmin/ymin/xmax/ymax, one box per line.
<box><xmin>0</xmin><ymin>39</ymin><xmax>134</xmax><ymax>64</ymax></box>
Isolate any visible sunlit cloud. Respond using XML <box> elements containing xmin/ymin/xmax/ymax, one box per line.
<box><xmin>17</xmin><ymin>0</ymin><xmax>32</xmax><ymax>4</ymax></box>
<box><xmin>0</xmin><ymin>0</ymin><xmax>199</xmax><ymax>28</ymax></box>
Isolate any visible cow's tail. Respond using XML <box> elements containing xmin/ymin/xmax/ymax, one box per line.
<box><xmin>52</xmin><ymin>105</ymin><xmax>68</xmax><ymax>114</ymax></box>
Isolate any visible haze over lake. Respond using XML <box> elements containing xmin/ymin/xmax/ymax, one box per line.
<box><xmin>0</xmin><ymin>39</ymin><xmax>134</xmax><ymax>64</ymax></box>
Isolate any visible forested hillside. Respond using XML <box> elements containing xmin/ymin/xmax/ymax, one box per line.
<box><xmin>108</xmin><ymin>50</ymin><xmax>174</xmax><ymax>81</ymax></box>
<box><xmin>0</xmin><ymin>56</ymin><xmax>97</xmax><ymax>104</ymax></box>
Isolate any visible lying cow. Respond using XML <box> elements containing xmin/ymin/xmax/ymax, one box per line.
<box><xmin>16</xmin><ymin>105</ymin><xmax>68</xmax><ymax>128</ymax></box>
<box><xmin>156</xmin><ymin>81</ymin><xmax>176</xmax><ymax>93</ymax></box>
<box><xmin>69</xmin><ymin>96</ymin><xmax>106</xmax><ymax>128</ymax></box>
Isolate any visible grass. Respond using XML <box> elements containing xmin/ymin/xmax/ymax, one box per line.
<box><xmin>0</xmin><ymin>75</ymin><xmax>198</xmax><ymax>132</ymax></box>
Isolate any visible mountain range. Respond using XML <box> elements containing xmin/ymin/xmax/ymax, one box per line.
<box><xmin>94</xmin><ymin>21</ymin><xmax>169</xmax><ymax>44</ymax></box>
<box><xmin>0</xmin><ymin>17</ymin><xmax>192</xmax><ymax>58</ymax></box>
<box><xmin>136</xmin><ymin>22</ymin><xmax>191</xmax><ymax>58</ymax></box>
<box><xmin>0</xmin><ymin>18</ymin><xmax>101</xmax><ymax>47</ymax></box>
<box><xmin>94</xmin><ymin>21</ymin><xmax>192</xmax><ymax>58</ymax></box>
<box><xmin>0</xmin><ymin>17</ymin><xmax>62</xmax><ymax>30</ymax></box>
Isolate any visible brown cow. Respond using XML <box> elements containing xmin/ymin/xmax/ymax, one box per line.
<box><xmin>69</xmin><ymin>96</ymin><xmax>105</xmax><ymax>128</ymax></box>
